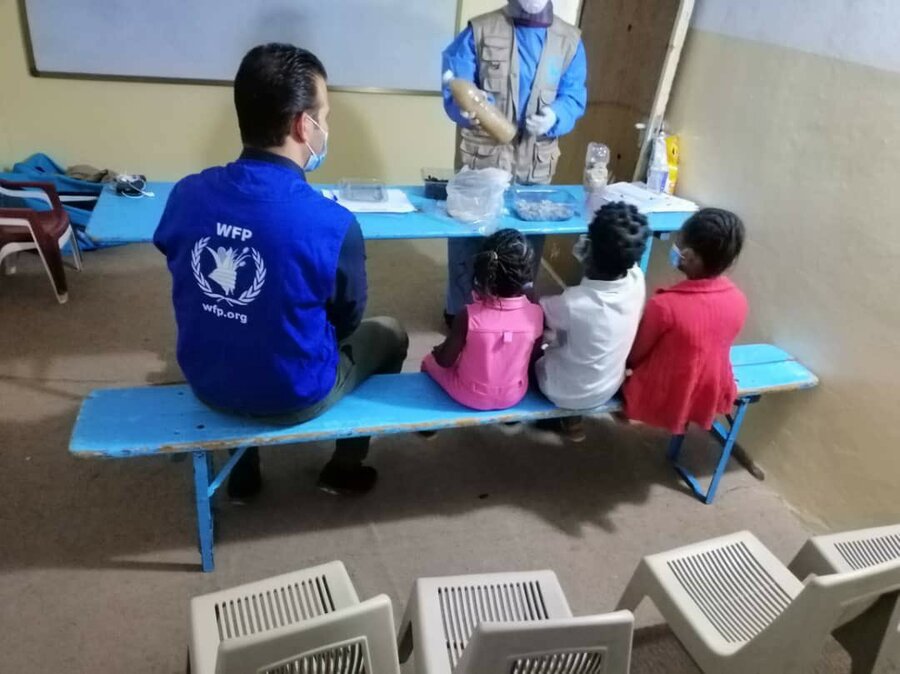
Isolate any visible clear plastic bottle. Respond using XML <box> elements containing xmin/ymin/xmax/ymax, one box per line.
<box><xmin>443</xmin><ymin>70</ymin><xmax>517</xmax><ymax>145</ymax></box>
<box><xmin>583</xmin><ymin>143</ymin><xmax>610</xmax><ymax>191</ymax></box>
<box><xmin>583</xmin><ymin>142</ymin><xmax>610</xmax><ymax>216</ymax></box>
<box><xmin>646</xmin><ymin>131</ymin><xmax>669</xmax><ymax>193</ymax></box>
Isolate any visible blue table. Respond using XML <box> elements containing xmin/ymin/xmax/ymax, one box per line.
<box><xmin>86</xmin><ymin>182</ymin><xmax>691</xmax><ymax>270</ymax></box>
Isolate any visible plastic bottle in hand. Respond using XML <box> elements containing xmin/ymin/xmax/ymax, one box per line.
<box><xmin>444</xmin><ymin>70</ymin><xmax>517</xmax><ymax>145</ymax></box>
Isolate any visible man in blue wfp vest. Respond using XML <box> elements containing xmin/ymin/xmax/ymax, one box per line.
<box><xmin>154</xmin><ymin>44</ymin><xmax>408</xmax><ymax>498</ymax></box>
<box><xmin>442</xmin><ymin>0</ymin><xmax>587</xmax><ymax>325</ymax></box>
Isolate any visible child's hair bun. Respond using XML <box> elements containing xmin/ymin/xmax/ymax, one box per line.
<box><xmin>589</xmin><ymin>202</ymin><xmax>650</xmax><ymax>277</ymax></box>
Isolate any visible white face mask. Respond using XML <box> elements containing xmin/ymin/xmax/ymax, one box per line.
<box><xmin>572</xmin><ymin>234</ymin><xmax>591</xmax><ymax>264</ymax></box>
<box><xmin>518</xmin><ymin>0</ymin><xmax>551</xmax><ymax>14</ymax></box>
<box><xmin>669</xmin><ymin>243</ymin><xmax>683</xmax><ymax>269</ymax></box>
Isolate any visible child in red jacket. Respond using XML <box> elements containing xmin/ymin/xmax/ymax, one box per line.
<box><xmin>623</xmin><ymin>208</ymin><xmax>747</xmax><ymax>433</ymax></box>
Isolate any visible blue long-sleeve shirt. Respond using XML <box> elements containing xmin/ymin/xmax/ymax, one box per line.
<box><xmin>442</xmin><ymin>25</ymin><xmax>587</xmax><ymax>138</ymax></box>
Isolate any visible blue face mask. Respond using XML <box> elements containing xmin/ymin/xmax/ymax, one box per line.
<box><xmin>304</xmin><ymin>115</ymin><xmax>328</xmax><ymax>173</ymax></box>
<box><xmin>669</xmin><ymin>243</ymin><xmax>683</xmax><ymax>269</ymax></box>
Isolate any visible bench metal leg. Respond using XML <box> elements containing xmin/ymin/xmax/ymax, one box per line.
<box><xmin>193</xmin><ymin>451</ymin><xmax>215</xmax><ymax>573</ymax></box>
<box><xmin>639</xmin><ymin>236</ymin><xmax>654</xmax><ymax>274</ymax></box>
<box><xmin>666</xmin><ymin>433</ymin><xmax>685</xmax><ymax>461</ymax></box>
<box><xmin>191</xmin><ymin>447</ymin><xmax>250</xmax><ymax>572</ymax></box>
<box><xmin>668</xmin><ymin>395</ymin><xmax>759</xmax><ymax>505</ymax></box>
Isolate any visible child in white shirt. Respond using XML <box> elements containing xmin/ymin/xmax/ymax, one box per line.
<box><xmin>535</xmin><ymin>202</ymin><xmax>649</xmax><ymax>440</ymax></box>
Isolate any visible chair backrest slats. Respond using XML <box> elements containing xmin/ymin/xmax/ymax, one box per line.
<box><xmin>454</xmin><ymin>613</ymin><xmax>634</xmax><ymax>674</ymax></box>
<box><xmin>216</xmin><ymin>595</ymin><xmax>399</xmax><ymax>674</ymax></box>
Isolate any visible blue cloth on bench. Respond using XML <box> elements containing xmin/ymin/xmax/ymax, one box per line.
<box><xmin>4</xmin><ymin>153</ymin><xmax>114</xmax><ymax>251</ymax></box>
<box><xmin>70</xmin><ymin>344</ymin><xmax>818</xmax><ymax>459</ymax></box>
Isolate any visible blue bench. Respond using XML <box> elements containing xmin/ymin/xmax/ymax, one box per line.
<box><xmin>69</xmin><ymin>344</ymin><xmax>818</xmax><ymax>571</ymax></box>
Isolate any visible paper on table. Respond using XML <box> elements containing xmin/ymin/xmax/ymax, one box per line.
<box><xmin>321</xmin><ymin>188</ymin><xmax>417</xmax><ymax>214</ymax></box>
<box><xmin>599</xmin><ymin>182</ymin><xmax>699</xmax><ymax>214</ymax></box>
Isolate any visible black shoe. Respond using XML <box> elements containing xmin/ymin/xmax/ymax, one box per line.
<box><xmin>443</xmin><ymin>311</ymin><xmax>455</xmax><ymax>330</ymax></box>
<box><xmin>317</xmin><ymin>463</ymin><xmax>378</xmax><ymax>496</ymax></box>
<box><xmin>227</xmin><ymin>447</ymin><xmax>262</xmax><ymax>502</ymax></box>
<box><xmin>534</xmin><ymin>418</ymin><xmax>558</xmax><ymax>432</ymax></box>
<box><xmin>534</xmin><ymin>417</ymin><xmax>586</xmax><ymax>443</ymax></box>
<box><xmin>559</xmin><ymin>416</ymin><xmax>587</xmax><ymax>443</ymax></box>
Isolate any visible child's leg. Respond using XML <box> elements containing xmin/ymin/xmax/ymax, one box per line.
<box><xmin>422</xmin><ymin>352</ymin><xmax>455</xmax><ymax>393</ymax></box>
<box><xmin>422</xmin><ymin>352</ymin><xmax>488</xmax><ymax>409</ymax></box>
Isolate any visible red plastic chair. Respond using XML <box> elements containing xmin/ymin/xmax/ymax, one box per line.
<box><xmin>0</xmin><ymin>179</ymin><xmax>83</xmax><ymax>303</ymax></box>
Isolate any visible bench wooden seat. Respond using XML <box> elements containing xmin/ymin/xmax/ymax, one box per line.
<box><xmin>69</xmin><ymin>344</ymin><xmax>818</xmax><ymax>571</ymax></box>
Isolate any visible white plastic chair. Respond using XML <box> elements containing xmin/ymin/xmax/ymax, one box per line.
<box><xmin>189</xmin><ymin>560</ymin><xmax>400</xmax><ymax>674</ymax></box>
<box><xmin>789</xmin><ymin>524</ymin><xmax>900</xmax><ymax>673</ymax></box>
<box><xmin>616</xmin><ymin>530</ymin><xmax>900</xmax><ymax>673</ymax></box>
<box><xmin>397</xmin><ymin>570</ymin><xmax>634</xmax><ymax>674</ymax></box>
<box><xmin>789</xmin><ymin>523</ymin><xmax>900</xmax><ymax>577</ymax></box>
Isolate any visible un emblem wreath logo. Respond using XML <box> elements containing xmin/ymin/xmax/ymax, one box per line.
<box><xmin>191</xmin><ymin>236</ymin><xmax>266</xmax><ymax>306</ymax></box>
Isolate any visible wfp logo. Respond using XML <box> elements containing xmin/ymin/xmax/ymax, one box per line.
<box><xmin>547</xmin><ymin>56</ymin><xmax>563</xmax><ymax>85</ymax></box>
<box><xmin>191</xmin><ymin>235</ymin><xmax>266</xmax><ymax>306</ymax></box>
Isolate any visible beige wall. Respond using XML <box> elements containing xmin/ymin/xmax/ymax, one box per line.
<box><xmin>0</xmin><ymin>1</ymin><xmax>579</xmax><ymax>182</ymax></box>
<box><xmin>666</xmin><ymin>28</ymin><xmax>900</xmax><ymax>529</ymax></box>
<box><xmin>0</xmin><ymin>1</ymin><xmax>454</xmax><ymax>182</ymax></box>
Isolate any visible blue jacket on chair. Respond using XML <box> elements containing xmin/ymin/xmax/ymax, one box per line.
<box><xmin>154</xmin><ymin>150</ymin><xmax>367</xmax><ymax>416</ymax></box>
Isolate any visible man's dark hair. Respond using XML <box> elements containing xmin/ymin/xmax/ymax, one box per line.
<box><xmin>234</xmin><ymin>43</ymin><xmax>327</xmax><ymax>148</ymax></box>
<box><xmin>473</xmin><ymin>228</ymin><xmax>535</xmax><ymax>298</ymax></box>
<box><xmin>588</xmin><ymin>202</ymin><xmax>650</xmax><ymax>279</ymax></box>
<box><xmin>681</xmin><ymin>208</ymin><xmax>745</xmax><ymax>276</ymax></box>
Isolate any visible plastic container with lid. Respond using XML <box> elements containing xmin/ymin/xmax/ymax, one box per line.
<box><xmin>512</xmin><ymin>187</ymin><xmax>578</xmax><ymax>222</ymax></box>
<box><xmin>421</xmin><ymin>168</ymin><xmax>454</xmax><ymax>201</ymax></box>
<box><xmin>338</xmin><ymin>178</ymin><xmax>387</xmax><ymax>202</ymax></box>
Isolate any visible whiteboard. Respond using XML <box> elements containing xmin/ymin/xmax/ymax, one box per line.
<box><xmin>22</xmin><ymin>0</ymin><xmax>460</xmax><ymax>93</ymax></box>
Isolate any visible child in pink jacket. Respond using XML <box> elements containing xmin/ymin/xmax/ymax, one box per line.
<box><xmin>423</xmin><ymin>229</ymin><xmax>543</xmax><ymax>410</ymax></box>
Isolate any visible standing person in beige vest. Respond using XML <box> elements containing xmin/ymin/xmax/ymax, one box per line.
<box><xmin>440</xmin><ymin>0</ymin><xmax>587</xmax><ymax>326</ymax></box>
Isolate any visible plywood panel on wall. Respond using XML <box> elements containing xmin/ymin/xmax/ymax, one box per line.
<box><xmin>568</xmin><ymin>0</ymin><xmax>682</xmax><ymax>178</ymax></box>
<box><xmin>551</xmin><ymin>0</ymin><xmax>683</xmax><ymax>283</ymax></box>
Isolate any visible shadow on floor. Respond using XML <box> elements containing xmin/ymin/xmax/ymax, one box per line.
<box><xmin>1</xmin><ymin>407</ymin><xmax>703</xmax><ymax>572</ymax></box>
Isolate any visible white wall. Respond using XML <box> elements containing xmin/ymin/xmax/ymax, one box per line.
<box><xmin>693</xmin><ymin>0</ymin><xmax>900</xmax><ymax>74</ymax></box>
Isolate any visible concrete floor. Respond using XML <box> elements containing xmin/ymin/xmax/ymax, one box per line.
<box><xmin>0</xmin><ymin>241</ymin><xmax>850</xmax><ymax>672</ymax></box>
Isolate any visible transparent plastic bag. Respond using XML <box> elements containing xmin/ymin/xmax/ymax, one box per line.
<box><xmin>445</xmin><ymin>167</ymin><xmax>512</xmax><ymax>227</ymax></box>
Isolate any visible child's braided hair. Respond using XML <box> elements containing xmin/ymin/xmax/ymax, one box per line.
<box><xmin>473</xmin><ymin>228</ymin><xmax>535</xmax><ymax>299</ymax></box>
